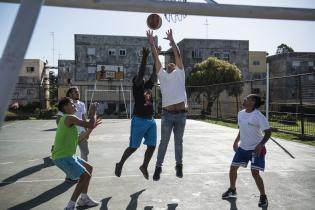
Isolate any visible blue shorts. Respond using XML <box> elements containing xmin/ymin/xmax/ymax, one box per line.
<box><xmin>129</xmin><ymin>116</ymin><xmax>157</xmax><ymax>148</ymax></box>
<box><xmin>53</xmin><ymin>155</ymin><xmax>86</xmax><ymax>180</ymax></box>
<box><xmin>231</xmin><ymin>147</ymin><xmax>265</xmax><ymax>171</ymax></box>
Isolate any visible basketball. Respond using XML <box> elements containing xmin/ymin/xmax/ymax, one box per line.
<box><xmin>147</xmin><ymin>13</ymin><xmax>162</xmax><ymax>30</ymax></box>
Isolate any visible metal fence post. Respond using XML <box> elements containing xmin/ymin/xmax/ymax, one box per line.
<box><xmin>298</xmin><ymin>75</ymin><xmax>305</xmax><ymax>136</ymax></box>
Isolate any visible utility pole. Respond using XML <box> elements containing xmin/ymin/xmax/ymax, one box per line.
<box><xmin>204</xmin><ymin>18</ymin><xmax>209</xmax><ymax>39</ymax></box>
<box><xmin>50</xmin><ymin>32</ymin><xmax>55</xmax><ymax>66</ymax></box>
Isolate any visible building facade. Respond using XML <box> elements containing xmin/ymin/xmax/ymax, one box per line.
<box><xmin>267</xmin><ymin>52</ymin><xmax>315</xmax><ymax>103</ymax></box>
<box><xmin>12</xmin><ymin>59</ymin><xmax>49</xmax><ymax>108</ymax></box>
<box><xmin>165</xmin><ymin>38</ymin><xmax>249</xmax><ymax>79</ymax></box>
<box><xmin>58</xmin><ymin>34</ymin><xmax>157</xmax><ymax>117</ymax></box>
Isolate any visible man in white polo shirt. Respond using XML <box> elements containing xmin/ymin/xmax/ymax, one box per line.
<box><xmin>147</xmin><ymin>29</ymin><xmax>187</xmax><ymax>181</ymax></box>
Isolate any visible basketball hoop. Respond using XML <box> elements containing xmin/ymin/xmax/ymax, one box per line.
<box><xmin>163</xmin><ymin>0</ymin><xmax>187</xmax><ymax>23</ymax></box>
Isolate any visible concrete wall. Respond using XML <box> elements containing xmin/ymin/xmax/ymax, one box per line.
<box><xmin>165</xmin><ymin>38</ymin><xmax>249</xmax><ymax>79</ymax></box>
<box><xmin>267</xmin><ymin>52</ymin><xmax>315</xmax><ymax>102</ymax></box>
<box><xmin>58</xmin><ymin>60</ymin><xmax>75</xmax><ymax>85</ymax></box>
<box><xmin>19</xmin><ymin>59</ymin><xmax>44</xmax><ymax>79</ymax></box>
<box><xmin>74</xmin><ymin>34</ymin><xmax>156</xmax><ymax>82</ymax></box>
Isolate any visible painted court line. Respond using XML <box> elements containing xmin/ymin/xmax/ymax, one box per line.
<box><xmin>0</xmin><ymin>162</ymin><xmax>14</xmax><ymax>165</ymax></box>
<box><xmin>1</xmin><ymin>168</ymin><xmax>315</xmax><ymax>184</ymax></box>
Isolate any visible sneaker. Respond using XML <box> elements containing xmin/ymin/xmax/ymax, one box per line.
<box><xmin>153</xmin><ymin>166</ymin><xmax>162</xmax><ymax>181</ymax></box>
<box><xmin>65</xmin><ymin>178</ymin><xmax>78</xmax><ymax>184</ymax></box>
<box><xmin>115</xmin><ymin>163</ymin><xmax>122</xmax><ymax>177</ymax></box>
<box><xmin>64</xmin><ymin>206</ymin><xmax>75</xmax><ymax>210</ymax></box>
<box><xmin>175</xmin><ymin>164</ymin><xmax>183</xmax><ymax>178</ymax></box>
<box><xmin>222</xmin><ymin>188</ymin><xmax>237</xmax><ymax>199</ymax></box>
<box><xmin>139</xmin><ymin>165</ymin><xmax>149</xmax><ymax>180</ymax></box>
<box><xmin>258</xmin><ymin>195</ymin><xmax>268</xmax><ymax>208</ymax></box>
<box><xmin>77</xmin><ymin>196</ymin><xmax>100</xmax><ymax>207</ymax></box>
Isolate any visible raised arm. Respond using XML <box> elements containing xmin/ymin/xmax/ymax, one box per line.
<box><xmin>149</xmin><ymin>46</ymin><xmax>161</xmax><ymax>83</ymax></box>
<box><xmin>146</xmin><ymin>30</ymin><xmax>162</xmax><ymax>74</ymax></box>
<box><xmin>134</xmin><ymin>47</ymin><xmax>150</xmax><ymax>86</ymax></box>
<box><xmin>164</xmin><ymin>29</ymin><xmax>183</xmax><ymax>69</ymax></box>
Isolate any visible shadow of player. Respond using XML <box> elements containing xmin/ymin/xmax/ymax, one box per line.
<box><xmin>0</xmin><ymin>156</ymin><xmax>54</xmax><ymax>187</ymax></box>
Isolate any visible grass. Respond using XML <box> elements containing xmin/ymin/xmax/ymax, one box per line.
<box><xmin>202</xmin><ymin>119</ymin><xmax>315</xmax><ymax>147</ymax></box>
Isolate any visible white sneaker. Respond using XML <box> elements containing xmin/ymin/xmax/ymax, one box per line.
<box><xmin>77</xmin><ymin>196</ymin><xmax>100</xmax><ymax>207</ymax></box>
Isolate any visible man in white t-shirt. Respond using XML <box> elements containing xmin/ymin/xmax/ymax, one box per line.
<box><xmin>222</xmin><ymin>94</ymin><xmax>271</xmax><ymax>208</ymax></box>
<box><xmin>56</xmin><ymin>87</ymin><xmax>91</xmax><ymax>162</ymax></box>
<box><xmin>147</xmin><ymin>29</ymin><xmax>187</xmax><ymax>181</ymax></box>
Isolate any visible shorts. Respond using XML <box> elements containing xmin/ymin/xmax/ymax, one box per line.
<box><xmin>129</xmin><ymin>116</ymin><xmax>157</xmax><ymax>149</ymax></box>
<box><xmin>53</xmin><ymin>155</ymin><xmax>86</xmax><ymax>180</ymax></box>
<box><xmin>231</xmin><ymin>147</ymin><xmax>265</xmax><ymax>171</ymax></box>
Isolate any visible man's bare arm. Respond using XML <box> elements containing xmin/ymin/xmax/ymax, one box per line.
<box><xmin>164</xmin><ymin>29</ymin><xmax>183</xmax><ymax>69</ymax></box>
<box><xmin>146</xmin><ymin>30</ymin><xmax>162</xmax><ymax>74</ymax></box>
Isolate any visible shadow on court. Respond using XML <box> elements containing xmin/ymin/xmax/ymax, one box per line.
<box><xmin>7</xmin><ymin>182</ymin><xmax>75</xmax><ymax>210</ymax></box>
<box><xmin>222</xmin><ymin>197</ymin><xmax>238</xmax><ymax>210</ymax></box>
<box><xmin>41</xmin><ymin>128</ymin><xmax>57</xmax><ymax>132</ymax></box>
<box><xmin>0</xmin><ymin>156</ymin><xmax>54</xmax><ymax>187</ymax></box>
<box><xmin>126</xmin><ymin>189</ymin><xmax>146</xmax><ymax>210</ymax></box>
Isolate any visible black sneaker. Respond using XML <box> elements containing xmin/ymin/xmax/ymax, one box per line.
<box><xmin>175</xmin><ymin>164</ymin><xmax>183</xmax><ymax>178</ymax></box>
<box><xmin>153</xmin><ymin>166</ymin><xmax>162</xmax><ymax>181</ymax></box>
<box><xmin>222</xmin><ymin>188</ymin><xmax>237</xmax><ymax>199</ymax></box>
<box><xmin>65</xmin><ymin>178</ymin><xmax>78</xmax><ymax>184</ymax></box>
<box><xmin>115</xmin><ymin>163</ymin><xmax>122</xmax><ymax>177</ymax></box>
<box><xmin>258</xmin><ymin>195</ymin><xmax>268</xmax><ymax>208</ymax></box>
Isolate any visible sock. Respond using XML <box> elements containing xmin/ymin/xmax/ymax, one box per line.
<box><xmin>81</xmin><ymin>193</ymin><xmax>88</xmax><ymax>200</ymax></box>
<box><xmin>67</xmin><ymin>200</ymin><xmax>76</xmax><ymax>208</ymax></box>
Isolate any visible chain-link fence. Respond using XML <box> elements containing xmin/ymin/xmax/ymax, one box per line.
<box><xmin>182</xmin><ymin>72</ymin><xmax>315</xmax><ymax>138</ymax></box>
<box><xmin>7</xmin><ymin>73</ymin><xmax>315</xmax><ymax>137</ymax></box>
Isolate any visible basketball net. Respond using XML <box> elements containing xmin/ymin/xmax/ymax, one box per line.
<box><xmin>163</xmin><ymin>0</ymin><xmax>187</xmax><ymax>23</ymax></box>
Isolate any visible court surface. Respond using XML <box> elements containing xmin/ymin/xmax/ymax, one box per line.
<box><xmin>0</xmin><ymin>119</ymin><xmax>314</xmax><ymax>210</ymax></box>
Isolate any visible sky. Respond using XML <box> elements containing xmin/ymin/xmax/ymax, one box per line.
<box><xmin>0</xmin><ymin>0</ymin><xmax>315</xmax><ymax>67</ymax></box>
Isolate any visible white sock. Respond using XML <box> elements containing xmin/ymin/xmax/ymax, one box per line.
<box><xmin>67</xmin><ymin>200</ymin><xmax>76</xmax><ymax>208</ymax></box>
<box><xmin>81</xmin><ymin>193</ymin><xmax>88</xmax><ymax>200</ymax></box>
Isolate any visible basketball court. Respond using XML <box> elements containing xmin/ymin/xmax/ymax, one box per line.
<box><xmin>0</xmin><ymin>119</ymin><xmax>315</xmax><ymax>210</ymax></box>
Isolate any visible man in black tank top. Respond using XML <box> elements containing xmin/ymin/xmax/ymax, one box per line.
<box><xmin>114</xmin><ymin>47</ymin><xmax>157</xmax><ymax>179</ymax></box>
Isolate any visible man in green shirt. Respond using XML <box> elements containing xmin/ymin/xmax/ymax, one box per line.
<box><xmin>52</xmin><ymin>97</ymin><xmax>101</xmax><ymax>210</ymax></box>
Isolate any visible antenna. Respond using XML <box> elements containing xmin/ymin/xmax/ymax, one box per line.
<box><xmin>50</xmin><ymin>32</ymin><xmax>55</xmax><ymax>66</ymax></box>
<box><xmin>204</xmin><ymin>18</ymin><xmax>209</xmax><ymax>39</ymax></box>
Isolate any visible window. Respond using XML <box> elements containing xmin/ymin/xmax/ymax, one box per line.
<box><xmin>87</xmin><ymin>47</ymin><xmax>96</xmax><ymax>55</ymax></box>
<box><xmin>138</xmin><ymin>49</ymin><xmax>143</xmax><ymax>56</ymax></box>
<box><xmin>87</xmin><ymin>66</ymin><xmax>96</xmax><ymax>74</ymax></box>
<box><xmin>213</xmin><ymin>52</ymin><xmax>221</xmax><ymax>59</ymax></box>
<box><xmin>108</xmin><ymin>49</ymin><xmax>116</xmax><ymax>56</ymax></box>
<box><xmin>253</xmin><ymin>88</ymin><xmax>260</xmax><ymax>94</ymax></box>
<box><xmin>26</xmin><ymin>67</ymin><xmax>35</xmax><ymax>73</ymax></box>
<box><xmin>119</xmin><ymin>49</ymin><xmax>126</xmax><ymax>56</ymax></box>
<box><xmin>222</xmin><ymin>52</ymin><xmax>230</xmax><ymax>61</ymax></box>
<box><xmin>253</xmin><ymin>60</ymin><xmax>260</xmax><ymax>66</ymax></box>
<box><xmin>292</xmin><ymin>61</ymin><xmax>300</xmax><ymax>67</ymax></box>
<box><xmin>192</xmin><ymin>49</ymin><xmax>202</xmax><ymax>58</ymax></box>
<box><xmin>27</xmin><ymin>89</ymin><xmax>35</xmax><ymax>95</ymax></box>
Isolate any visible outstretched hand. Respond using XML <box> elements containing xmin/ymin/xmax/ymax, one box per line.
<box><xmin>163</xmin><ymin>29</ymin><xmax>174</xmax><ymax>43</ymax></box>
<box><xmin>157</xmin><ymin>46</ymin><xmax>162</xmax><ymax>54</ymax></box>
<box><xmin>146</xmin><ymin>30</ymin><xmax>155</xmax><ymax>45</ymax></box>
<box><xmin>142</xmin><ymin>47</ymin><xmax>150</xmax><ymax>57</ymax></box>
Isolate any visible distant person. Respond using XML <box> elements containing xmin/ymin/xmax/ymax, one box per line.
<box><xmin>221</xmin><ymin>94</ymin><xmax>271</xmax><ymax>208</ymax></box>
<box><xmin>52</xmin><ymin>98</ymin><xmax>101</xmax><ymax>210</ymax></box>
<box><xmin>115</xmin><ymin>47</ymin><xmax>157</xmax><ymax>179</ymax></box>
<box><xmin>147</xmin><ymin>29</ymin><xmax>188</xmax><ymax>181</ymax></box>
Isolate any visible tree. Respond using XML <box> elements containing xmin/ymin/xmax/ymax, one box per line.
<box><xmin>49</xmin><ymin>71</ymin><xmax>58</xmax><ymax>104</ymax></box>
<box><xmin>186</xmin><ymin>57</ymin><xmax>243</xmax><ymax>114</ymax></box>
<box><xmin>276</xmin><ymin>43</ymin><xmax>294</xmax><ymax>54</ymax></box>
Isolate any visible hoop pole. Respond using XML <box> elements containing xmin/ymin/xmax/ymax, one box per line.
<box><xmin>88</xmin><ymin>79</ymin><xmax>97</xmax><ymax>116</ymax></box>
<box><xmin>266</xmin><ymin>63</ymin><xmax>270</xmax><ymax>121</ymax></box>
<box><xmin>0</xmin><ymin>0</ymin><xmax>44</xmax><ymax>127</ymax></box>
<box><xmin>120</xmin><ymin>80</ymin><xmax>129</xmax><ymax>119</ymax></box>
